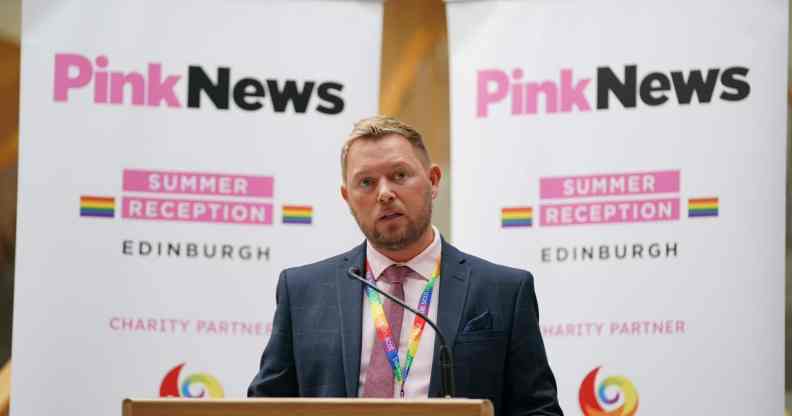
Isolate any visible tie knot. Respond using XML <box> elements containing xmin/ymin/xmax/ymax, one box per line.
<box><xmin>380</xmin><ymin>264</ymin><xmax>413</xmax><ymax>284</ymax></box>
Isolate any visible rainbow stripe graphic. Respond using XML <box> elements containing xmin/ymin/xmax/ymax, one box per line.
<box><xmin>282</xmin><ymin>205</ymin><xmax>313</xmax><ymax>224</ymax></box>
<box><xmin>688</xmin><ymin>197</ymin><xmax>718</xmax><ymax>217</ymax></box>
<box><xmin>501</xmin><ymin>207</ymin><xmax>533</xmax><ymax>227</ymax></box>
<box><xmin>80</xmin><ymin>196</ymin><xmax>115</xmax><ymax>218</ymax></box>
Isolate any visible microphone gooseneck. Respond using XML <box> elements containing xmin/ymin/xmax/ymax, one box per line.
<box><xmin>347</xmin><ymin>267</ymin><xmax>456</xmax><ymax>398</ymax></box>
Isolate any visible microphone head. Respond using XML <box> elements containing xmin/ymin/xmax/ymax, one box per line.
<box><xmin>347</xmin><ymin>267</ymin><xmax>363</xmax><ymax>279</ymax></box>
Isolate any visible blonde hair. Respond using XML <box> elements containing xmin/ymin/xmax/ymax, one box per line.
<box><xmin>340</xmin><ymin>116</ymin><xmax>430</xmax><ymax>183</ymax></box>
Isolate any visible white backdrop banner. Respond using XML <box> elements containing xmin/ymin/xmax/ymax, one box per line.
<box><xmin>447</xmin><ymin>0</ymin><xmax>786</xmax><ymax>414</ymax></box>
<box><xmin>13</xmin><ymin>0</ymin><xmax>382</xmax><ymax>414</ymax></box>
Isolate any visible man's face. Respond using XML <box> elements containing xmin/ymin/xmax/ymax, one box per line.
<box><xmin>341</xmin><ymin>134</ymin><xmax>441</xmax><ymax>252</ymax></box>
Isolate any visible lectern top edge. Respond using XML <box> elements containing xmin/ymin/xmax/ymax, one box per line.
<box><xmin>123</xmin><ymin>397</ymin><xmax>494</xmax><ymax>416</ymax></box>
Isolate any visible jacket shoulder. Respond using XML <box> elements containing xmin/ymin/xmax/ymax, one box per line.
<box><xmin>448</xmin><ymin>242</ymin><xmax>534</xmax><ymax>285</ymax></box>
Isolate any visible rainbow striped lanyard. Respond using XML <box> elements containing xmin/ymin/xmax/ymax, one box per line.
<box><xmin>364</xmin><ymin>257</ymin><xmax>441</xmax><ymax>398</ymax></box>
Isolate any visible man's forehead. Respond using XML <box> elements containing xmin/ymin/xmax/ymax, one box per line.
<box><xmin>347</xmin><ymin>136</ymin><xmax>419</xmax><ymax>164</ymax></box>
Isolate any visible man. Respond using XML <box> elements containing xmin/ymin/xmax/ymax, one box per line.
<box><xmin>248</xmin><ymin>116</ymin><xmax>563</xmax><ymax>415</ymax></box>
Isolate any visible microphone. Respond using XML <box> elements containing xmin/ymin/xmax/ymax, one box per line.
<box><xmin>347</xmin><ymin>267</ymin><xmax>456</xmax><ymax>398</ymax></box>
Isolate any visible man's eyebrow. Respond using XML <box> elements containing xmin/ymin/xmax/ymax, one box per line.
<box><xmin>350</xmin><ymin>161</ymin><xmax>411</xmax><ymax>180</ymax></box>
<box><xmin>390</xmin><ymin>160</ymin><xmax>412</xmax><ymax>169</ymax></box>
<box><xmin>350</xmin><ymin>168</ymin><xmax>372</xmax><ymax>181</ymax></box>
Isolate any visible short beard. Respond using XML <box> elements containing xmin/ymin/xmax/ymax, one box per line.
<box><xmin>352</xmin><ymin>190</ymin><xmax>432</xmax><ymax>252</ymax></box>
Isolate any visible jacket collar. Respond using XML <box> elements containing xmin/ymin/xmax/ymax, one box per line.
<box><xmin>336</xmin><ymin>241</ymin><xmax>366</xmax><ymax>397</ymax></box>
<box><xmin>428</xmin><ymin>238</ymin><xmax>470</xmax><ymax>397</ymax></box>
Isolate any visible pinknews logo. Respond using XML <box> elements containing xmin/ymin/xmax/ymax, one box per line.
<box><xmin>477</xmin><ymin>65</ymin><xmax>750</xmax><ymax>117</ymax></box>
<box><xmin>53</xmin><ymin>53</ymin><xmax>345</xmax><ymax>114</ymax></box>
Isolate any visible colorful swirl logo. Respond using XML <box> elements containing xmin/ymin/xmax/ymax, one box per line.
<box><xmin>579</xmin><ymin>366</ymin><xmax>639</xmax><ymax>416</ymax></box>
<box><xmin>159</xmin><ymin>363</ymin><xmax>224</xmax><ymax>398</ymax></box>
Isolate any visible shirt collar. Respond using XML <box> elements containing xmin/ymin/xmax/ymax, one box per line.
<box><xmin>366</xmin><ymin>225</ymin><xmax>441</xmax><ymax>282</ymax></box>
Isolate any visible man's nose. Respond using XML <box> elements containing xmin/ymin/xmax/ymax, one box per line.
<box><xmin>377</xmin><ymin>180</ymin><xmax>395</xmax><ymax>204</ymax></box>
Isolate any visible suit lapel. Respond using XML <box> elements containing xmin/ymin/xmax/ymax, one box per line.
<box><xmin>336</xmin><ymin>242</ymin><xmax>366</xmax><ymax>397</ymax></box>
<box><xmin>429</xmin><ymin>240</ymin><xmax>470</xmax><ymax>397</ymax></box>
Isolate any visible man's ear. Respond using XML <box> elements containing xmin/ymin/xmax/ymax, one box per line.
<box><xmin>429</xmin><ymin>164</ymin><xmax>442</xmax><ymax>199</ymax></box>
<box><xmin>340</xmin><ymin>184</ymin><xmax>349</xmax><ymax>202</ymax></box>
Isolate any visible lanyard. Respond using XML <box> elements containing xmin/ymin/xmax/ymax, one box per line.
<box><xmin>364</xmin><ymin>257</ymin><xmax>441</xmax><ymax>398</ymax></box>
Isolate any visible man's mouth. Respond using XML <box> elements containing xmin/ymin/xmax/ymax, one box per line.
<box><xmin>379</xmin><ymin>212</ymin><xmax>403</xmax><ymax>221</ymax></box>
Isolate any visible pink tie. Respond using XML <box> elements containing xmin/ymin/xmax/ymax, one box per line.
<box><xmin>362</xmin><ymin>265</ymin><xmax>413</xmax><ymax>398</ymax></box>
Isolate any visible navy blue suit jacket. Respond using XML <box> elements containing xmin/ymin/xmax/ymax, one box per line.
<box><xmin>248</xmin><ymin>239</ymin><xmax>563</xmax><ymax>416</ymax></box>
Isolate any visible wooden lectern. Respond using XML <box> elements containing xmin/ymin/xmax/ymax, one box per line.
<box><xmin>123</xmin><ymin>398</ymin><xmax>494</xmax><ymax>416</ymax></box>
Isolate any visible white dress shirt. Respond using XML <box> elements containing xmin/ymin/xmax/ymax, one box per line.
<box><xmin>357</xmin><ymin>226</ymin><xmax>441</xmax><ymax>398</ymax></box>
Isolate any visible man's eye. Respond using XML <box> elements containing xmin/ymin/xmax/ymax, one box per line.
<box><xmin>394</xmin><ymin>171</ymin><xmax>407</xmax><ymax>181</ymax></box>
<box><xmin>359</xmin><ymin>178</ymin><xmax>374</xmax><ymax>188</ymax></box>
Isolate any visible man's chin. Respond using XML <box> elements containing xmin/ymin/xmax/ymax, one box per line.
<box><xmin>372</xmin><ymin>234</ymin><xmax>409</xmax><ymax>251</ymax></box>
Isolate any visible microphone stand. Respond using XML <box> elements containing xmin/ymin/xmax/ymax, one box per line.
<box><xmin>347</xmin><ymin>267</ymin><xmax>456</xmax><ymax>398</ymax></box>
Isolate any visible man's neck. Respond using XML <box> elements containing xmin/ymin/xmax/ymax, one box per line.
<box><xmin>374</xmin><ymin>226</ymin><xmax>435</xmax><ymax>263</ymax></box>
